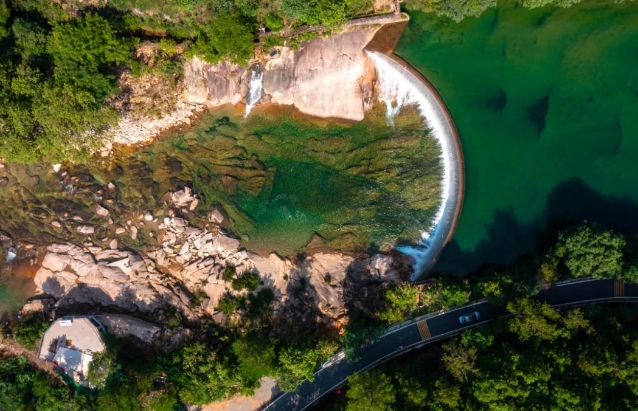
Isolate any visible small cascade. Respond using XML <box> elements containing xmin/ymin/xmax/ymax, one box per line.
<box><xmin>367</xmin><ymin>51</ymin><xmax>463</xmax><ymax>279</ymax></box>
<box><xmin>245</xmin><ymin>65</ymin><xmax>263</xmax><ymax>117</ymax></box>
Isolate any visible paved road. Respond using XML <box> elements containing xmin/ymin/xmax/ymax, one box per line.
<box><xmin>262</xmin><ymin>278</ymin><xmax>638</xmax><ymax>411</ymax></box>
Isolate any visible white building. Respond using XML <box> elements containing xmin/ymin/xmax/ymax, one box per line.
<box><xmin>38</xmin><ymin>317</ymin><xmax>106</xmax><ymax>387</ymax></box>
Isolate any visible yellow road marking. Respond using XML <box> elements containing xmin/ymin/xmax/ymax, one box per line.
<box><xmin>416</xmin><ymin>320</ymin><xmax>431</xmax><ymax>340</ymax></box>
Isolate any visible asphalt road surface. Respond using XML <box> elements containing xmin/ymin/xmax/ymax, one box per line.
<box><xmin>262</xmin><ymin>278</ymin><xmax>638</xmax><ymax>411</ymax></box>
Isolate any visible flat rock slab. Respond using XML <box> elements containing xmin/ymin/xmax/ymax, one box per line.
<box><xmin>94</xmin><ymin>314</ymin><xmax>160</xmax><ymax>344</ymax></box>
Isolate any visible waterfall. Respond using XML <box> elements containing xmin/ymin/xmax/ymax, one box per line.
<box><xmin>245</xmin><ymin>66</ymin><xmax>263</xmax><ymax>117</ymax></box>
<box><xmin>366</xmin><ymin>51</ymin><xmax>462</xmax><ymax>279</ymax></box>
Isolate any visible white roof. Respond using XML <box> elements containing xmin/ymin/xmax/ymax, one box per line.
<box><xmin>53</xmin><ymin>347</ymin><xmax>93</xmax><ymax>375</ymax></box>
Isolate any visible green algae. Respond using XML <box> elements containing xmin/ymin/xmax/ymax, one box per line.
<box><xmin>132</xmin><ymin>106</ymin><xmax>443</xmax><ymax>255</ymax></box>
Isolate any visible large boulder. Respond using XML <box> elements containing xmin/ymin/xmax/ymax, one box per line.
<box><xmin>184</xmin><ymin>57</ymin><xmax>246</xmax><ymax>106</ymax></box>
<box><xmin>292</xmin><ymin>30</ymin><xmax>376</xmax><ymax>121</ymax></box>
<box><xmin>263</xmin><ymin>47</ymin><xmax>295</xmax><ymax>106</ymax></box>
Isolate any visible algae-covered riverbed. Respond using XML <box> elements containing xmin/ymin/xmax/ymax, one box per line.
<box><xmin>0</xmin><ymin>105</ymin><xmax>443</xmax><ymax>310</ymax></box>
<box><xmin>124</xmin><ymin>106</ymin><xmax>443</xmax><ymax>255</ymax></box>
<box><xmin>396</xmin><ymin>0</ymin><xmax>638</xmax><ymax>273</ymax></box>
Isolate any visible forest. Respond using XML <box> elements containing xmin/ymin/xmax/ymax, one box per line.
<box><xmin>325</xmin><ymin>222</ymin><xmax>638</xmax><ymax>411</ymax></box>
<box><xmin>329</xmin><ymin>303</ymin><xmax>638</xmax><ymax>411</ymax></box>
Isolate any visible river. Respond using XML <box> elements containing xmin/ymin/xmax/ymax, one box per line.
<box><xmin>396</xmin><ymin>0</ymin><xmax>638</xmax><ymax>273</ymax></box>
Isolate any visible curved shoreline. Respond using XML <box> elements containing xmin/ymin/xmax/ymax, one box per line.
<box><xmin>366</xmin><ymin>50</ymin><xmax>465</xmax><ymax>279</ymax></box>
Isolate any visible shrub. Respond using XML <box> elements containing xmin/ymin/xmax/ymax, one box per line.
<box><xmin>13</xmin><ymin>313</ymin><xmax>49</xmax><ymax>350</ymax></box>
<box><xmin>222</xmin><ymin>266</ymin><xmax>236</xmax><ymax>282</ymax></box>
<box><xmin>231</xmin><ymin>272</ymin><xmax>262</xmax><ymax>292</ymax></box>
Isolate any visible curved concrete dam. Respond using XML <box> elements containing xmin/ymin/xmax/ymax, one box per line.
<box><xmin>366</xmin><ymin>51</ymin><xmax>465</xmax><ymax>279</ymax></box>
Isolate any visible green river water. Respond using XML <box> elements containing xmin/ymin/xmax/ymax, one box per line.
<box><xmin>396</xmin><ymin>0</ymin><xmax>638</xmax><ymax>273</ymax></box>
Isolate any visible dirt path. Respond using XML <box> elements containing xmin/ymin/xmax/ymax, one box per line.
<box><xmin>0</xmin><ymin>336</ymin><xmax>58</xmax><ymax>379</ymax></box>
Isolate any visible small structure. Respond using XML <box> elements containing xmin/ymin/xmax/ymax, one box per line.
<box><xmin>38</xmin><ymin>316</ymin><xmax>106</xmax><ymax>387</ymax></box>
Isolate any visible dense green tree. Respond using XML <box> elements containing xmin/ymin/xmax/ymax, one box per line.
<box><xmin>421</xmin><ymin>277</ymin><xmax>471</xmax><ymax>312</ymax></box>
<box><xmin>87</xmin><ymin>351</ymin><xmax>116</xmax><ymax>389</ymax></box>
<box><xmin>506</xmin><ymin>297</ymin><xmax>562</xmax><ymax>341</ymax></box>
<box><xmin>379</xmin><ymin>283</ymin><xmax>419</xmax><ymax>323</ymax></box>
<box><xmin>277</xmin><ymin>342</ymin><xmax>321</xmax><ymax>392</ymax></box>
<box><xmin>187</xmin><ymin>11</ymin><xmax>254</xmax><ymax>64</ymax></box>
<box><xmin>232</xmin><ymin>333</ymin><xmax>278</xmax><ymax>387</ymax></box>
<box><xmin>49</xmin><ymin>13</ymin><xmax>133</xmax><ymax>99</ymax></box>
<box><xmin>554</xmin><ymin>223</ymin><xmax>625</xmax><ymax>279</ymax></box>
<box><xmin>0</xmin><ymin>0</ymin><xmax>9</xmax><ymax>40</ymax></box>
<box><xmin>520</xmin><ymin>0</ymin><xmax>583</xmax><ymax>8</ymax></box>
<box><xmin>441</xmin><ymin>340</ymin><xmax>477</xmax><ymax>381</ymax></box>
<box><xmin>346</xmin><ymin>370</ymin><xmax>395</xmax><ymax>411</ymax></box>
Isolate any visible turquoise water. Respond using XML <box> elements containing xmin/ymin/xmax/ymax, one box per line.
<box><xmin>396</xmin><ymin>0</ymin><xmax>638</xmax><ymax>272</ymax></box>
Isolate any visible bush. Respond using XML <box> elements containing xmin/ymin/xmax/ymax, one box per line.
<box><xmin>231</xmin><ymin>272</ymin><xmax>262</xmax><ymax>291</ymax></box>
<box><xmin>222</xmin><ymin>266</ymin><xmax>236</xmax><ymax>282</ymax></box>
<box><xmin>13</xmin><ymin>313</ymin><xmax>49</xmax><ymax>350</ymax></box>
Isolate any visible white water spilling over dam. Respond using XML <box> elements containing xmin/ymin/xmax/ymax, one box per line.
<box><xmin>367</xmin><ymin>51</ymin><xmax>464</xmax><ymax>280</ymax></box>
<box><xmin>245</xmin><ymin>67</ymin><xmax>263</xmax><ymax>117</ymax></box>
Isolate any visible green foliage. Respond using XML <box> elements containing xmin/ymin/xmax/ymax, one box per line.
<box><xmin>341</xmin><ymin>316</ymin><xmax>383</xmax><ymax>361</ymax></box>
<box><xmin>520</xmin><ymin>0</ymin><xmax>583</xmax><ymax>8</ymax></box>
<box><xmin>232</xmin><ymin>333</ymin><xmax>278</xmax><ymax>386</ymax></box>
<box><xmin>277</xmin><ymin>341</ymin><xmax>323</xmax><ymax>392</ymax></box>
<box><xmin>231</xmin><ymin>272</ymin><xmax>262</xmax><ymax>291</ymax></box>
<box><xmin>280</xmin><ymin>0</ymin><xmax>312</xmax><ymax>20</ymax></box>
<box><xmin>218</xmin><ymin>293</ymin><xmax>241</xmax><ymax>316</ymax></box>
<box><xmin>0</xmin><ymin>0</ymin><xmax>9</xmax><ymax>40</ymax></box>
<box><xmin>169</xmin><ymin>342</ymin><xmax>240</xmax><ymax>404</ymax></box>
<box><xmin>507</xmin><ymin>297</ymin><xmax>588</xmax><ymax>341</ymax></box>
<box><xmin>87</xmin><ymin>351</ymin><xmax>115</xmax><ymax>389</ymax></box>
<box><xmin>222</xmin><ymin>266</ymin><xmax>237</xmax><ymax>281</ymax></box>
<box><xmin>186</xmin><ymin>11</ymin><xmax>254</xmax><ymax>65</ymax></box>
<box><xmin>338</xmin><ymin>305</ymin><xmax>638</xmax><ymax>411</ymax></box>
<box><xmin>13</xmin><ymin>313</ymin><xmax>49</xmax><ymax>350</ymax></box>
<box><xmin>49</xmin><ymin>13</ymin><xmax>133</xmax><ymax>99</ymax></box>
<box><xmin>420</xmin><ymin>277</ymin><xmax>471</xmax><ymax>312</ymax></box>
<box><xmin>441</xmin><ymin>339</ymin><xmax>477</xmax><ymax>381</ymax></box>
<box><xmin>0</xmin><ymin>355</ymin><xmax>83</xmax><ymax>411</ymax></box>
<box><xmin>554</xmin><ymin>223</ymin><xmax>625</xmax><ymax>279</ymax></box>
<box><xmin>379</xmin><ymin>284</ymin><xmax>419</xmax><ymax>323</ymax></box>
<box><xmin>346</xmin><ymin>370</ymin><xmax>395</xmax><ymax>411</ymax></box>
<box><xmin>405</xmin><ymin>0</ymin><xmax>495</xmax><ymax>22</ymax></box>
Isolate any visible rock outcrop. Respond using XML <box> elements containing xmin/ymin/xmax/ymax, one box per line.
<box><xmin>183</xmin><ymin>58</ymin><xmax>247</xmax><ymax>106</ymax></box>
<box><xmin>184</xmin><ymin>28</ymin><xmax>379</xmax><ymax>121</ymax></box>
<box><xmin>33</xmin><ymin>243</ymin><xmax>190</xmax><ymax>316</ymax></box>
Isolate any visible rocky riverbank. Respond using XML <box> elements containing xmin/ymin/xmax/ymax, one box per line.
<box><xmin>106</xmin><ymin>15</ymin><xmax>409</xmax><ymax>152</ymax></box>
<box><xmin>4</xmin><ymin>15</ymin><xmax>431</xmax><ymax>336</ymax></box>
<box><xmin>24</xmin><ymin>185</ymin><xmax>410</xmax><ymax>323</ymax></box>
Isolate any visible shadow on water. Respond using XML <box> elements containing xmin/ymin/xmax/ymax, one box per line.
<box><xmin>437</xmin><ymin>178</ymin><xmax>638</xmax><ymax>275</ymax></box>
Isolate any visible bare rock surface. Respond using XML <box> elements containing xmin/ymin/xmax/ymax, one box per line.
<box><xmin>184</xmin><ymin>57</ymin><xmax>246</xmax><ymax>106</ymax></box>
<box><xmin>184</xmin><ymin>28</ymin><xmax>379</xmax><ymax>121</ymax></box>
<box><xmin>292</xmin><ymin>29</ymin><xmax>376</xmax><ymax>121</ymax></box>
<box><xmin>94</xmin><ymin>313</ymin><xmax>161</xmax><ymax>344</ymax></box>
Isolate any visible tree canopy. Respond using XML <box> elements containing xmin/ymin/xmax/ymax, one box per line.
<box><xmin>554</xmin><ymin>223</ymin><xmax>625</xmax><ymax>279</ymax></box>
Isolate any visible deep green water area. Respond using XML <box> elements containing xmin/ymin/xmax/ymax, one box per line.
<box><xmin>396</xmin><ymin>0</ymin><xmax>638</xmax><ymax>273</ymax></box>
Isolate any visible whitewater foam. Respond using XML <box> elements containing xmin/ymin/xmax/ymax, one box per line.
<box><xmin>367</xmin><ymin>51</ymin><xmax>462</xmax><ymax>279</ymax></box>
<box><xmin>245</xmin><ymin>67</ymin><xmax>263</xmax><ymax>117</ymax></box>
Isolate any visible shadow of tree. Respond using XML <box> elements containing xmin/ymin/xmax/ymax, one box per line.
<box><xmin>41</xmin><ymin>277</ymin><xmax>66</xmax><ymax>298</ymax></box>
<box><xmin>436</xmin><ymin>178</ymin><xmax>638</xmax><ymax>275</ymax></box>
